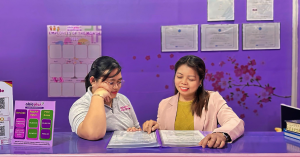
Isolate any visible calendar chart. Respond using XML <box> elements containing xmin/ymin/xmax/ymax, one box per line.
<box><xmin>47</xmin><ymin>25</ymin><xmax>102</xmax><ymax>97</ymax></box>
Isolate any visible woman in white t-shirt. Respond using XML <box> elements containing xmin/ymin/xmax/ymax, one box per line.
<box><xmin>69</xmin><ymin>56</ymin><xmax>140</xmax><ymax>140</ymax></box>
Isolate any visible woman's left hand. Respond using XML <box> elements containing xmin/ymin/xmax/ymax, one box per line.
<box><xmin>199</xmin><ymin>133</ymin><xmax>226</xmax><ymax>148</ymax></box>
<box><xmin>127</xmin><ymin>127</ymin><xmax>141</xmax><ymax>132</ymax></box>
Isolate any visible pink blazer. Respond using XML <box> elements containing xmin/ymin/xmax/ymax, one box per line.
<box><xmin>157</xmin><ymin>91</ymin><xmax>244</xmax><ymax>142</ymax></box>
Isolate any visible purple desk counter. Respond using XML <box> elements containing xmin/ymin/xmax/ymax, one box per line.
<box><xmin>0</xmin><ymin>132</ymin><xmax>300</xmax><ymax>157</ymax></box>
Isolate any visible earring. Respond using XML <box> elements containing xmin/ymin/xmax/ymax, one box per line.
<box><xmin>200</xmin><ymin>84</ymin><xmax>202</xmax><ymax>87</ymax></box>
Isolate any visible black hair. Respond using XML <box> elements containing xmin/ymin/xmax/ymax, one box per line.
<box><xmin>85</xmin><ymin>56</ymin><xmax>122</xmax><ymax>91</ymax></box>
<box><xmin>174</xmin><ymin>55</ymin><xmax>209</xmax><ymax>117</ymax></box>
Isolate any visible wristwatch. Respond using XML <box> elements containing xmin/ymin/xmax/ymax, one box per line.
<box><xmin>222</xmin><ymin>133</ymin><xmax>231</xmax><ymax>142</ymax></box>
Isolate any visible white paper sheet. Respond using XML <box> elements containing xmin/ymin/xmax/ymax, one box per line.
<box><xmin>247</xmin><ymin>0</ymin><xmax>274</xmax><ymax>21</ymax></box>
<box><xmin>243</xmin><ymin>23</ymin><xmax>280</xmax><ymax>50</ymax></box>
<box><xmin>207</xmin><ymin>0</ymin><xmax>234</xmax><ymax>21</ymax></box>
<box><xmin>201</xmin><ymin>24</ymin><xmax>239</xmax><ymax>51</ymax></box>
<box><xmin>161</xmin><ymin>25</ymin><xmax>198</xmax><ymax>52</ymax></box>
<box><xmin>107</xmin><ymin>131</ymin><xmax>160</xmax><ymax>148</ymax></box>
<box><xmin>159</xmin><ymin>130</ymin><xmax>205</xmax><ymax>147</ymax></box>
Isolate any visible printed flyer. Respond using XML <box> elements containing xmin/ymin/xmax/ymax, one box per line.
<box><xmin>12</xmin><ymin>101</ymin><xmax>55</xmax><ymax>147</ymax></box>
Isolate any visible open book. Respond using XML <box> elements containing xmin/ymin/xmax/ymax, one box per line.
<box><xmin>107</xmin><ymin>130</ymin><xmax>206</xmax><ymax>148</ymax></box>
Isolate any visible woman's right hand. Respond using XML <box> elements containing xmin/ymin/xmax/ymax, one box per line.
<box><xmin>142</xmin><ymin>120</ymin><xmax>159</xmax><ymax>134</ymax></box>
<box><xmin>93</xmin><ymin>87</ymin><xmax>112</xmax><ymax>103</ymax></box>
<box><xmin>92</xmin><ymin>78</ymin><xmax>112</xmax><ymax>103</ymax></box>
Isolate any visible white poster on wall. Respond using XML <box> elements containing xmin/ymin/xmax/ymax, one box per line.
<box><xmin>247</xmin><ymin>0</ymin><xmax>274</xmax><ymax>21</ymax></box>
<box><xmin>243</xmin><ymin>23</ymin><xmax>280</xmax><ymax>50</ymax></box>
<box><xmin>47</xmin><ymin>25</ymin><xmax>102</xmax><ymax>97</ymax></box>
<box><xmin>201</xmin><ymin>24</ymin><xmax>239</xmax><ymax>51</ymax></box>
<box><xmin>161</xmin><ymin>24</ymin><xmax>198</xmax><ymax>52</ymax></box>
<box><xmin>207</xmin><ymin>0</ymin><xmax>234</xmax><ymax>21</ymax></box>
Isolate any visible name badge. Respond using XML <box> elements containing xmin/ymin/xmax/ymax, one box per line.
<box><xmin>120</xmin><ymin>105</ymin><xmax>131</xmax><ymax>111</ymax></box>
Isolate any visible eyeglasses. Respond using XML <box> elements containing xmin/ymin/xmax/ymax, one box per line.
<box><xmin>104</xmin><ymin>80</ymin><xmax>125</xmax><ymax>88</ymax></box>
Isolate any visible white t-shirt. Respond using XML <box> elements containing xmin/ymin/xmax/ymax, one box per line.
<box><xmin>69</xmin><ymin>87</ymin><xmax>140</xmax><ymax>134</ymax></box>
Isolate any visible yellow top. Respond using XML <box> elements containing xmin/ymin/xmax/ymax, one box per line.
<box><xmin>174</xmin><ymin>100</ymin><xmax>194</xmax><ymax>130</ymax></box>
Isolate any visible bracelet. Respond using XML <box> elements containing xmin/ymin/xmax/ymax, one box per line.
<box><xmin>92</xmin><ymin>94</ymin><xmax>104</xmax><ymax>99</ymax></box>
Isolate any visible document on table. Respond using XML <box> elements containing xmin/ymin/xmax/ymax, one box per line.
<box><xmin>159</xmin><ymin>130</ymin><xmax>205</xmax><ymax>147</ymax></box>
<box><xmin>107</xmin><ymin>131</ymin><xmax>160</xmax><ymax>148</ymax></box>
<box><xmin>201</xmin><ymin>24</ymin><xmax>239</xmax><ymax>51</ymax></box>
<box><xmin>247</xmin><ymin>0</ymin><xmax>273</xmax><ymax>21</ymax></box>
<box><xmin>207</xmin><ymin>0</ymin><xmax>234</xmax><ymax>21</ymax></box>
<box><xmin>243</xmin><ymin>23</ymin><xmax>280</xmax><ymax>50</ymax></box>
<box><xmin>161</xmin><ymin>24</ymin><xmax>198</xmax><ymax>52</ymax></box>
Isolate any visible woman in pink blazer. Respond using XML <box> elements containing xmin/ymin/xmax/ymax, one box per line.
<box><xmin>143</xmin><ymin>55</ymin><xmax>244</xmax><ymax>149</ymax></box>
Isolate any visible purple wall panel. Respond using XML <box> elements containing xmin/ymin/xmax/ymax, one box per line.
<box><xmin>0</xmin><ymin>0</ymin><xmax>292</xmax><ymax>131</ymax></box>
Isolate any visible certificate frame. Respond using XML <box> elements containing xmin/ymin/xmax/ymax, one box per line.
<box><xmin>161</xmin><ymin>24</ymin><xmax>199</xmax><ymax>52</ymax></box>
<box><xmin>242</xmin><ymin>23</ymin><xmax>280</xmax><ymax>50</ymax></box>
<box><xmin>247</xmin><ymin>0</ymin><xmax>274</xmax><ymax>21</ymax></box>
<box><xmin>201</xmin><ymin>24</ymin><xmax>239</xmax><ymax>51</ymax></box>
<box><xmin>207</xmin><ymin>0</ymin><xmax>235</xmax><ymax>21</ymax></box>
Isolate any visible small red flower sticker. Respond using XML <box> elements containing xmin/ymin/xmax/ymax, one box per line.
<box><xmin>240</xmin><ymin>114</ymin><xmax>245</xmax><ymax>119</ymax></box>
<box><xmin>261</xmin><ymin>98</ymin><xmax>269</xmax><ymax>103</ymax></box>
<box><xmin>157</xmin><ymin>54</ymin><xmax>161</xmax><ymax>58</ymax></box>
<box><xmin>165</xmin><ymin>85</ymin><xmax>169</xmax><ymax>89</ymax></box>
<box><xmin>265</xmin><ymin>86</ymin><xmax>274</xmax><ymax>95</ymax></box>
<box><xmin>211</xmin><ymin>63</ymin><xmax>215</xmax><ymax>66</ymax></box>
<box><xmin>145</xmin><ymin>56</ymin><xmax>150</xmax><ymax>61</ymax></box>
<box><xmin>241</xmin><ymin>65</ymin><xmax>249</xmax><ymax>74</ymax></box>
<box><xmin>133</xmin><ymin>56</ymin><xmax>136</xmax><ymax>60</ymax></box>
<box><xmin>255</xmin><ymin>76</ymin><xmax>262</xmax><ymax>81</ymax></box>
<box><xmin>170</xmin><ymin>65</ymin><xmax>175</xmax><ymax>70</ymax></box>
<box><xmin>249</xmin><ymin>59</ymin><xmax>256</xmax><ymax>66</ymax></box>
<box><xmin>219</xmin><ymin>61</ymin><xmax>226</xmax><ymax>67</ymax></box>
<box><xmin>248</xmin><ymin>68</ymin><xmax>256</xmax><ymax>77</ymax></box>
<box><xmin>225</xmin><ymin>95</ymin><xmax>230</xmax><ymax>101</ymax></box>
<box><xmin>156</xmin><ymin>74</ymin><xmax>160</xmax><ymax>77</ymax></box>
<box><xmin>234</xmin><ymin>68</ymin><xmax>243</xmax><ymax>77</ymax></box>
<box><xmin>170</xmin><ymin>54</ymin><xmax>174</xmax><ymax>58</ymax></box>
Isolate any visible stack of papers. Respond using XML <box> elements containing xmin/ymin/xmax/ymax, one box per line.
<box><xmin>107</xmin><ymin>131</ymin><xmax>160</xmax><ymax>148</ymax></box>
<box><xmin>107</xmin><ymin>130</ymin><xmax>205</xmax><ymax>148</ymax></box>
<box><xmin>159</xmin><ymin>130</ymin><xmax>205</xmax><ymax>147</ymax></box>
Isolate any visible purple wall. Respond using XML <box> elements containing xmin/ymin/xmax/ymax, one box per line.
<box><xmin>0</xmin><ymin>0</ymin><xmax>292</xmax><ymax>132</ymax></box>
